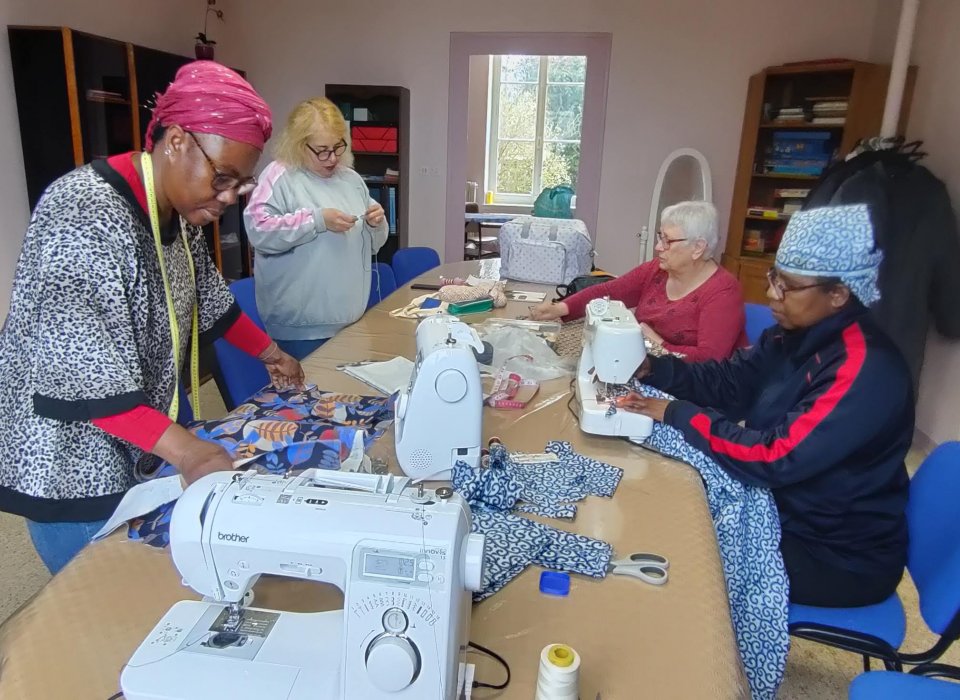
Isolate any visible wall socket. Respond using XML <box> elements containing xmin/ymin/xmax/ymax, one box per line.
<box><xmin>418</xmin><ymin>166</ymin><xmax>441</xmax><ymax>177</ymax></box>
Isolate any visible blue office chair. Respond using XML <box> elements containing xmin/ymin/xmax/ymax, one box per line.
<box><xmin>368</xmin><ymin>262</ymin><xmax>398</xmax><ymax>309</ymax></box>
<box><xmin>850</xmin><ymin>667</ymin><xmax>960</xmax><ymax>699</ymax></box>
<box><xmin>391</xmin><ymin>247</ymin><xmax>441</xmax><ymax>286</ymax></box>
<box><xmin>789</xmin><ymin>442</ymin><xmax>960</xmax><ymax>671</ymax></box>
<box><xmin>211</xmin><ymin>277</ymin><xmax>271</xmax><ymax>411</ymax></box>
<box><xmin>745</xmin><ymin>302</ymin><xmax>776</xmax><ymax>345</ymax></box>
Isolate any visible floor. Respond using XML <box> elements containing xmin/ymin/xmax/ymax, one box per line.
<box><xmin>0</xmin><ymin>386</ymin><xmax>955</xmax><ymax>697</ymax></box>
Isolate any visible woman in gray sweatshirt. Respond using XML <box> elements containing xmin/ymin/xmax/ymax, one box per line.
<box><xmin>243</xmin><ymin>97</ymin><xmax>389</xmax><ymax>359</ymax></box>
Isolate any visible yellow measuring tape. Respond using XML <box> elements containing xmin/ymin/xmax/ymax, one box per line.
<box><xmin>140</xmin><ymin>152</ymin><xmax>201</xmax><ymax>421</ymax></box>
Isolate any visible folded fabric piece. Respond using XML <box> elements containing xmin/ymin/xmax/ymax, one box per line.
<box><xmin>438</xmin><ymin>281</ymin><xmax>507</xmax><ymax>308</ymax></box>
<box><xmin>341</xmin><ymin>356</ymin><xmax>415</xmax><ymax>395</ymax></box>
<box><xmin>452</xmin><ymin>439</ymin><xmax>621</xmax><ymax>599</ymax></box>
<box><xmin>390</xmin><ymin>294</ymin><xmax>449</xmax><ymax>319</ymax></box>
<box><xmin>122</xmin><ymin>386</ymin><xmax>395</xmax><ymax>548</ymax></box>
<box><xmin>622</xmin><ymin>381</ymin><xmax>789</xmax><ymax>700</ymax></box>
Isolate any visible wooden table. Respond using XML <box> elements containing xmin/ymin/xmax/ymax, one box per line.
<box><xmin>0</xmin><ymin>261</ymin><xmax>747</xmax><ymax>700</ymax></box>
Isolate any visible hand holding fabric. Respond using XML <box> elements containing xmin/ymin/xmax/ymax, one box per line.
<box><xmin>322</xmin><ymin>208</ymin><xmax>358</xmax><ymax>233</ymax></box>
<box><xmin>614</xmin><ymin>392</ymin><xmax>671</xmax><ymax>422</ymax></box>
<box><xmin>529</xmin><ymin>300</ymin><xmax>568</xmax><ymax>321</ymax></box>
<box><xmin>259</xmin><ymin>344</ymin><xmax>305</xmax><ymax>390</ymax></box>
<box><xmin>364</xmin><ymin>202</ymin><xmax>385</xmax><ymax>227</ymax></box>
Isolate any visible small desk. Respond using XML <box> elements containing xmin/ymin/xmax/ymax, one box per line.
<box><xmin>464</xmin><ymin>212</ymin><xmax>518</xmax><ymax>260</ymax></box>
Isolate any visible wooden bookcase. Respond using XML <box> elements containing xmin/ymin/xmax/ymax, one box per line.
<box><xmin>8</xmin><ymin>26</ymin><xmax>251</xmax><ymax>281</ymax></box>
<box><xmin>325</xmin><ymin>84</ymin><xmax>410</xmax><ymax>265</ymax></box>
<box><xmin>722</xmin><ymin>60</ymin><xmax>917</xmax><ymax>302</ymax></box>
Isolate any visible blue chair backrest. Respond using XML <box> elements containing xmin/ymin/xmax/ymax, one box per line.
<box><xmin>212</xmin><ymin>277</ymin><xmax>270</xmax><ymax>411</ymax></box>
<box><xmin>391</xmin><ymin>247</ymin><xmax>441</xmax><ymax>286</ymax></box>
<box><xmin>368</xmin><ymin>262</ymin><xmax>398</xmax><ymax>309</ymax></box>
<box><xmin>745</xmin><ymin>302</ymin><xmax>776</xmax><ymax>344</ymax></box>
<box><xmin>908</xmin><ymin>441</ymin><xmax>960</xmax><ymax>635</ymax></box>
<box><xmin>176</xmin><ymin>381</ymin><xmax>194</xmax><ymax>425</ymax></box>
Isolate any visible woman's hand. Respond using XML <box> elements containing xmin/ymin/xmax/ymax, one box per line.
<box><xmin>529</xmin><ymin>300</ymin><xmax>569</xmax><ymax>321</ymax></box>
<box><xmin>259</xmin><ymin>344</ymin><xmax>305</xmax><ymax>390</ymax></box>
<box><xmin>322</xmin><ymin>208</ymin><xmax>359</xmax><ymax>233</ymax></box>
<box><xmin>153</xmin><ymin>424</ymin><xmax>234</xmax><ymax>485</ymax></box>
<box><xmin>179</xmin><ymin>438</ymin><xmax>236</xmax><ymax>485</ymax></box>
<box><xmin>613</xmin><ymin>393</ymin><xmax>671</xmax><ymax>422</ymax></box>
<box><xmin>639</xmin><ymin>322</ymin><xmax>664</xmax><ymax>347</ymax></box>
<box><xmin>633</xmin><ymin>355</ymin><xmax>653</xmax><ymax>380</ymax></box>
<box><xmin>363</xmin><ymin>202</ymin><xmax>386</xmax><ymax>227</ymax></box>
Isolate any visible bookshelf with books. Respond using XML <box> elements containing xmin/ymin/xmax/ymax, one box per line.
<box><xmin>722</xmin><ymin>60</ymin><xmax>917</xmax><ymax>302</ymax></box>
<box><xmin>325</xmin><ymin>84</ymin><xmax>410</xmax><ymax>265</ymax></box>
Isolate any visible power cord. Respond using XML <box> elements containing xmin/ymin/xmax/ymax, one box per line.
<box><xmin>468</xmin><ymin>641</ymin><xmax>511</xmax><ymax>690</ymax></box>
<box><xmin>106</xmin><ymin>692</ymin><xmax>124</xmax><ymax>700</ymax></box>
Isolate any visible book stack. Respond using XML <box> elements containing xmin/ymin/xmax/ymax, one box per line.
<box><xmin>763</xmin><ymin>131</ymin><xmax>832</xmax><ymax>176</ymax></box>
<box><xmin>773</xmin><ymin>107</ymin><xmax>805</xmax><ymax>123</ymax></box>
<box><xmin>774</xmin><ymin>187</ymin><xmax>810</xmax><ymax>215</ymax></box>
<box><xmin>807</xmin><ymin>97</ymin><xmax>848</xmax><ymax>125</ymax></box>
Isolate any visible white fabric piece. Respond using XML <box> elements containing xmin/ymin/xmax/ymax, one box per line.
<box><xmin>341</xmin><ymin>356</ymin><xmax>415</xmax><ymax>395</ymax></box>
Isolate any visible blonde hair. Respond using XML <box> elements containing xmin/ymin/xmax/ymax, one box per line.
<box><xmin>273</xmin><ymin>97</ymin><xmax>354</xmax><ymax>170</ymax></box>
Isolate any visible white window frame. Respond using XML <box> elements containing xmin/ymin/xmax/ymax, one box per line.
<box><xmin>485</xmin><ymin>55</ymin><xmax>584</xmax><ymax>206</ymax></box>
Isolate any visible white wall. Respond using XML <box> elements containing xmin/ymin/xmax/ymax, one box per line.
<box><xmin>216</xmin><ymin>0</ymin><xmax>891</xmax><ymax>274</ymax></box>
<box><xmin>906</xmin><ymin>0</ymin><xmax>960</xmax><ymax>444</ymax></box>
<box><xmin>0</xmin><ymin>0</ymin><xmax>203</xmax><ymax>317</ymax></box>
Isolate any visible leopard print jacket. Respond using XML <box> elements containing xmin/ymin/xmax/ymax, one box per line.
<box><xmin>0</xmin><ymin>162</ymin><xmax>237</xmax><ymax>521</ymax></box>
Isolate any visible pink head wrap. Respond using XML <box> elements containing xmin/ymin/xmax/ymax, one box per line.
<box><xmin>145</xmin><ymin>60</ymin><xmax>272</xmax><ymax>151</ymax></box>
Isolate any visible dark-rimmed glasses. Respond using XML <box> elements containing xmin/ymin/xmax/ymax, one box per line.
<box><xmin>305</xmin><ymin>139</ymin><xmax>348</xmax><ymax>162</ymax></box>
<box><xmin>766</xmin><ymin>267</ymin><xmax>834</xmax><ymax>301</ymax></box>
<box><xmin>187</xmin><ymin>131</ymin><xmax>258</xmax><ymax>195</ymax></box>
<box><xmin>655</xmin><ymin>230</ymin><xmax>688</xmax><ymax>248</ymax></box>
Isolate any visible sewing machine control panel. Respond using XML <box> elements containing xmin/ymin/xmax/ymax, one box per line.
<box><xmin>354</xmin><ymin>546</ymin><xmax>448</xmax><ymax>589</ymax></box>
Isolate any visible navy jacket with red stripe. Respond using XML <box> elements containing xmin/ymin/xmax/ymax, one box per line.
<box><xmin>649</xmin><ymin>303</ymin><xmax>912</xmax><ymax>577</ymax></box>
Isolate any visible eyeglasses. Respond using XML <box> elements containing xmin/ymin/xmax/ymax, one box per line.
<box><xmin>186</xmin><ymin>131</ymin><xmax>258</xmax><ymax>195</ymax></box>
<box><xmin>305</xmin><ymin>139</ymin><xmax>348</xmax><ymax>162</ymax></box>
<box><xmin>766</xmin><ymin>267</ymin><xmax>834</xmax><ymax>301</ymax></box>
<box><xmin>655</xmin><ymin>230</ymin><xmax>688</xmax><ymax>248</ymax></box>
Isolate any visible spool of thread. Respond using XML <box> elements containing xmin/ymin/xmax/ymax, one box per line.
<box><xmin>485</xmin><ymin>190</ymin><xmax>494</xmax><ymax>204</ymax></box>
<box><xmin>535</xmin><ymin>644</ymin><xmax>580</xmax><ymax>700</ymax></box>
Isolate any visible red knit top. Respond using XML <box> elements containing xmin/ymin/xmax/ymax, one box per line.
<box><xmin>562</xmin><ymin>260</ymin><xmax>748</xmax><ymax>362</ymax></box>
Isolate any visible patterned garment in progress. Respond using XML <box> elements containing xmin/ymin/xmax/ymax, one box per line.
<box><xmin>621</xmin><ymin>381</ymin><xmax>789</xmax><ymax>700</ymax></box>
<box><xmin>485</xmin><ymin>440</ymin><xmax>622</xmax><ymax>519</ymax></box>
<box><xmin>453</xmin><ymin>440</ymin><xmax>621</xmax><ymax>600</ymax></box>
<box><xmin>127</xmin><ymin>387</ymin><xmax>395</xmax><ymax>547</ymax></box>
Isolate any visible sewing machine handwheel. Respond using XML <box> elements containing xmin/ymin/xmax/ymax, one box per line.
<box><xmin>366</xmin><ymin>635</ymin><xmax>420</xmax><ymax>692</ymax></box>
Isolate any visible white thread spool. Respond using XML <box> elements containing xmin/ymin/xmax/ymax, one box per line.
<box><xmin>535</xmin><ymin>643</ymin><xmax>580</xmax><ymax>700</ymax></box>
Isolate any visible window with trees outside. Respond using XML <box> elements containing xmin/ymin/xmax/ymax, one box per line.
<box><xmin>487</xmin><ymin>55</ymin><xmax>586</xmax><ymax>206</ymax></box>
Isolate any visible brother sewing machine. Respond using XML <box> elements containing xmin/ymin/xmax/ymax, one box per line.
<box><xmin>120</xmin><ymin>469</ymin><xmax>486</xmax><ymax>700</ymax></box>
<box><xmin>574</xmin><ymin>297</ymin><xmax>654</xmax><ymax>442</ymax></box>
<box><xmin>395</xmin><ymin>314</ymin><xmax>484</xmax><ymax>480</ymax></box>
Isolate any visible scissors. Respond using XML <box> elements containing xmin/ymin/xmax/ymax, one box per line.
<box><xmin>606</xmin><ymin>551</ymin><xmax>669</xmax><ymax>586</ymax></box>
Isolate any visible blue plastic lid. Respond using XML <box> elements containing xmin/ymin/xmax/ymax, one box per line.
<box><xmin>539</xmin><ymin>571</ymin><xmax>571</xmax><ymax>596</ymax></box>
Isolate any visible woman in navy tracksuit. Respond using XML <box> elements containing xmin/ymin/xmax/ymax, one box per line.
<box><xmin>618</xmin><ymin>205</ymin><xmax>912</xmax><ymax>607</ymax></box>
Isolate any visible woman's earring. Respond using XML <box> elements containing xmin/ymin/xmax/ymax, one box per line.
<box><xmin>164</xmin><ymin>148</ymin><xmax>172</xmax><ymax>156</ymax></box>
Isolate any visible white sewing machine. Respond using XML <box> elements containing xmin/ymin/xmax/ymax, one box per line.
<box><xmin>120</xmin><ymin>469</ymin><xmax>486</xmax><ymax>700</ymax></box>
<box><xmin>395</xmin><ymin>314</ymin><xmax>484</xmax><ymax>480</ymax></box>
<box><xmin>574</xmin><ymin>297</ymin><xmax>654</xmax><ymax>442</ymax></box>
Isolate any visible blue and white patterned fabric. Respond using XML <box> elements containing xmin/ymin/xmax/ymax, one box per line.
<box><xmin>775</xmin><ymin>204</ymin><xmax>882</xmax><ymax>305</ymax></box>
<box><xmin>624</xmin><ymin>381</ymin><xmax>789</xmax><ymax>700</ymax></box>
<box><xmin>452</xmin><ymin>441</ymin><xmax>621</xmax><ymax>600</ymax></box>
<box><xmin>504</xmin><ymin>441</ymin><xmax>621</xmax><ymax>518</ymax></box>
<box><xmin>471</xmin><ymin>510</ymin><xmax>612</xmax><ymax>602</ymax></box>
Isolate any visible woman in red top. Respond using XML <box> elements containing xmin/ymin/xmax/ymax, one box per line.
<box><xmin>530</xmin><ymin>201</ymin><xmax>747</xmax><ymax>361</ymax></box>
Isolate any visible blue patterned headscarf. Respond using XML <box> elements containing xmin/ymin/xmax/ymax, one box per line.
<box><xmin>775</xmin><ymin>204</ymin><xmax>882</xmax><ymax>305</ymax></box>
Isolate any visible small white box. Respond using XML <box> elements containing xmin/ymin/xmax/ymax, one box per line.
<box><xmin>353</xmin><ymin>107</ymin><xmax>369</xmax><ymax>121</ymax></box>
